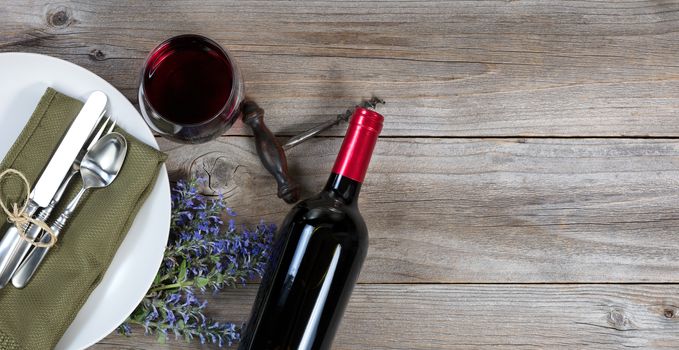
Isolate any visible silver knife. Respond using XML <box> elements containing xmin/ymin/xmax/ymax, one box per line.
<box><xmin>0</xmin><ymin>91</ymin><xmax>108</xmax><ymax>288</ymax></box>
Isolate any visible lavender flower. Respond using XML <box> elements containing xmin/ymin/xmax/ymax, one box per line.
<box><xmin>119</xmin><ymin>178</ymin><xmax>275</xmax><ymax>347</ymax></box>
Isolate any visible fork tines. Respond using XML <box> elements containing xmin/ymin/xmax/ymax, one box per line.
<box><xmin>85</xmin><ymin>115</ymin><xmax>116</xmax><ymax>152</ymax></box>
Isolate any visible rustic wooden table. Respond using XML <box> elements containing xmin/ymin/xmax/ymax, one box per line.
<box><xmin>4</xmin><ymin>1</ymin><xmax>679</xmax><ymax>349</ymax></box>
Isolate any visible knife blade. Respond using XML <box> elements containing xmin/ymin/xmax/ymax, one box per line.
<box><xmin>0</xmin><ymin>91</ymin><xmax>108</xmax><ymax>288</ymax></box>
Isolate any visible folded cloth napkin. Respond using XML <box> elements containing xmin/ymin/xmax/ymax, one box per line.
<box><xmin>0</xmin><ymin>88</ymin><xmax>167</xmax><ymax>350</ymax></box>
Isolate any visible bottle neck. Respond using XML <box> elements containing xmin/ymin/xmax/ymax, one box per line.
<box><xmin>330</xmin><ymin>107</ymin><xmax>383</xmax><ymax>182</ymax></box>
<box><xmin>323</xmin><ymin>173</ymin><xmax>362</xmax><ymax>205</ymax></box>
<box><xmin>325</xmin><ymin>106</ymin><xmax>383</xmax><ymax>205</ymax></box>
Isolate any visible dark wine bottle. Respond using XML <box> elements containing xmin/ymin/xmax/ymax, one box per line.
<box><xmin>239</xmin><ymin>106</ymin><xmax>384</xmax><ymax>350</ymax></box>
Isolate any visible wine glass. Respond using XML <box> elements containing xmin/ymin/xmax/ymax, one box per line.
<box><xmin>138</xmin><ymin>34</ymin><xmax>244</xmax><ymax>143</ymax></box>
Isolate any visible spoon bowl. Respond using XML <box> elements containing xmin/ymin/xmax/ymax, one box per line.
<box><xmin>80</xmin><ymin>133</ymin><xmax>127</xmax><ymax>189</ymax></box>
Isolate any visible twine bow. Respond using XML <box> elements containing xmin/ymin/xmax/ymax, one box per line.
<box><xmin>0</xmin><ymin>169</ymin><xmax>57</xmax><ymax>248</ymax></box>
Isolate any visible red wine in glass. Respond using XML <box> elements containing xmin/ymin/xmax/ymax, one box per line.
<box><xmin>139</xmin><ymin>34</ymin><xmax>243</xmax><ymax>143</ymax></box>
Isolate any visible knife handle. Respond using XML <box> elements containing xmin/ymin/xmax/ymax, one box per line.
<box><xmin>12</xmin><ymin>172</ymin><xmax>82</xmax><ymax>288</ymax></box>
<box><xmin>0</xmin><ymin>201</ymin><xmax>40</xmax><ymax>288</ymax></box>
<box><xmin>11</xmin><ymin>216</ymin><xmax>64</xmax><ymax>289</ymax></box>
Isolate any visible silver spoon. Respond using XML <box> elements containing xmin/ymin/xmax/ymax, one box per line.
<box><xmin>12</xmin><ymin>132</ymin><xmax>128</xmax><ymax>288</ymax></box>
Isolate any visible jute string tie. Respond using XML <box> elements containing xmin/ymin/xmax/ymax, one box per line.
<box><xmin>0</xmin><ymin>169</ymin><xmax>57</xmax><ymax>248</ymax></box>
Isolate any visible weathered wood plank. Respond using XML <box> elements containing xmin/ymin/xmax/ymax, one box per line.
<box><xmin>94</xmin><ymin>284</ymin><xmax>679</xmax><ymax>349</ymax></box>
<box><xmin>4</xmin><ymin>1</ymin><xmax>679</xmax><ymax>349</ymax></box>
<box><xmin>160</xmin><ymin>136</ymin><xmax>679</xmax><ymax>283</ymax></box>
<box><xmin>2</xmin><ymin>1</ymin><xmax>679</xmax><ymax>136</ymax></box>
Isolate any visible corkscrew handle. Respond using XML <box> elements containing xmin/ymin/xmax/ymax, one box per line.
<box><xmin>242</xmin><ymin>100</ymin><xmax>300</xmax><ymax>204</ymax></box>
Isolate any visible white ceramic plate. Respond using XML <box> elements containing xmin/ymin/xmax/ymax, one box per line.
<box><xmin>0</xmin><ymin>52</ymin><xmax>171</xmax><ymax>349</ymax></box>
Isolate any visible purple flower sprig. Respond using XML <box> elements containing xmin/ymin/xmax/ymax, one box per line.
<box><xmin>119</xmin><ymin>178</ymin><xmax>275</xmax><ymax>347</ymax></box>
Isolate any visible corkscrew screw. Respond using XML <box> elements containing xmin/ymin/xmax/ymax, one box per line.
<box><xmin>242</xmin><ymin>97</ymin><xmax>385</xmax><ymax>204</ymax></box>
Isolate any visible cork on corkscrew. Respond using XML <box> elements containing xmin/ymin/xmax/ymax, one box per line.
<box><xmin>242</xmin><ymin>101</ymin><xmax>300</xmax><ymax>204</ymax></box>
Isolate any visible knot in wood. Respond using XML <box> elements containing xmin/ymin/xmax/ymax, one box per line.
<box><xmin>663</xmin><ymin>308</ymin><xmax>676</xmax><ymax>319</ymax></box>
<box><xmin>47</xmin><ymin>7</ymin><xmax>72</xmax><ymax>28</ymax></box>
<box><xmin>607</xmin><ymin>308</ymin><xmax>631</xmax><ymax>330</ymax></box>
<box><xmin>188</xmin><ymin>152</ymin><xmax>247</xmax><ymax>197</ymax></box>
<box><xmin>89</xmin><ymin>49</ymin><xmax>106</xmax><ymax>61</ymax></box>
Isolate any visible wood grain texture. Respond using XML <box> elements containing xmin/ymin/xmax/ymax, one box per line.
<box><xmin>94</xmin><ymin>284</ymin><xmax>679</xmax><ymax>349</ymax></box>
<box><xmin>3</xmin><ymin>0</ymin><xmax>679</xmax><ymax>348</ymax></box>
<box><xmin>161</xmin><ymin>136</ymin><xmax>679</xmax><ymax>283</ymax></box>
<box><xmin>2</xmin><ymin>1</ymin><xmax>679</xmax><ymax>136</ymax></box>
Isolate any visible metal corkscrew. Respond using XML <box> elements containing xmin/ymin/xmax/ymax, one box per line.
<box><xmin>241</xmin><ymin>97</ymin><xmax>385</xmax><ymax>204</ymax></box>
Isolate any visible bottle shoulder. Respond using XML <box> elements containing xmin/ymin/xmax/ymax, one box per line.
<box><xmin>283</xmin><ymin>192</ymin><xmax>367</xmax><ymax>238</ymax></box>
<box><xmin>301</xmin><ymin>192</ymin><xmax>362</xmax><ymax>217</ymax></box>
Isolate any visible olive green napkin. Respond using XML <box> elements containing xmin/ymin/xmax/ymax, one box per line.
<box><xmin>0</xmin><ymin>88</ymin><xmax>167</xmax><ymax>350</ymax></box>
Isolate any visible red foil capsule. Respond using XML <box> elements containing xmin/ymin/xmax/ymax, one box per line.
<box><xmin>331</xmin><ymin>107</ymin><xmax>384</xmax><ymax>183</ymax></box>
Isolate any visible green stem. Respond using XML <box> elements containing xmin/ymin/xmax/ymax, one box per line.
<box><xmin>148</xmin><ymin>281</ymin><xmax>194</xmax><ymax>293</ymax></box>
<box><xmin>127</xmin><ymin>319</ymin><xmax>147</xmax><ymax>326</ymax></box>
<box><xmin>149</xmin><ymin>273</ymin><xmax>173</xmax><ymax>289</ymax></box>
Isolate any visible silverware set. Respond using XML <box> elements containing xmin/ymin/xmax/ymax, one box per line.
<box><xmin>0</xmin><ymin>91</ymin><xmax>129</xmax><ymax>289</ymax></box>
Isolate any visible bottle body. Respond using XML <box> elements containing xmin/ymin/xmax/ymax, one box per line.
<box><xmin>239</xmin><ymin>106</ymin><xmax>383</xmax><ymax>350</ymax></box>
<box><xmin>240</xmin><ymin>175</ymin><xmax>367</xmax><ymax>350</ymax></box>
